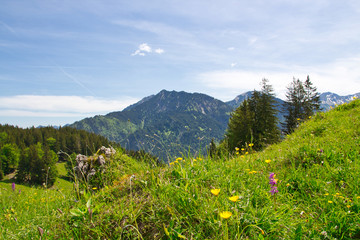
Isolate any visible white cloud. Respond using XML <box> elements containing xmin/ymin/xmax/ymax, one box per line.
<box><xmin>198</xmin><ymin>57</ymin><xmax>360</xmax><ymax>100</ymax></box>
<box><xmin>0</xmin><ymin>95</ymin><xmax>139</xmax><ymax>117</ymax></box>
<box><xmin>131</xmin><ymin>43</ymin><xmax>164</xmax><ymax>56</ymax></box>
<box><xmin>227</xmin><ymin>47</ymin><xmax>235</xmax><ymax>51</ymax></box>
<box><xmin>230</xmin><ymin>63</ymin><xmax>237</xmax><ymax>68</ymax></box>
<box><xmin>154</xmin><ymin>48</ymin><xmax>164</xmax><ymax>54</ymax></box>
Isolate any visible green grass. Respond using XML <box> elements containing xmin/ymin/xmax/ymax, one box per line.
<box><xmin>1</xmin><ymin>99</ymin><xmax>360</xmax><ymax>239</ymax></box>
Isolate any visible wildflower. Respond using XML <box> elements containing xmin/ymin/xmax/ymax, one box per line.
<box><xmin>235</xmin><ymin>147</ymin><xmax>239</xmax><ymax>151</ymax></box>
<box><xmin>241</xmin><ymin>148</ymin><xmax>245</xmax><ymax>151</ymax></box>
<box><xmin>286</xmin><ymin>183</ymin><xmax>290</xmax><ymax>187</ymax></box>
<box><xmin>12</xmin><ymin>183</ymin><xmax>15</xmax><ymax>191</ymax></box>
<box><xmin>220</xmin><ymin>211</ymin><xmax>232</xmax><ymax>219</ymax></box>
<box><xmin>229</xmin><ymin>196</ymin><xmax>240</xmax><ymax>202</ymax></box>
<box><xmin>328</xmin><ymin>200</ymin><xmax>333</xmax><ymax>203</ymax></box>
<box><xmin>211</xmin><ymin>189</ymin><xmax>221</xmax><ymax>196</ymax></box>
<box><xmin>249</xmin><ymin>143</ymin><xmax>254</xmax><ymax>147</ymax></box>
<box><xmin>269</xmin><ymin>173</ymin><xmax>278</xmax><ymax>195</ymax></box>
<box><xmin>324</xmin><ymin>193</ymin><xmax>329</xmax><ymax>196</ymax></box>
<box><xmin>309</xmin><ymin>116</ymin><xmax>312</xmax><ymax>119</ymax></box>
<box><xmin>347</xmin><ymin>205</ymin><xmax>351</xmax><ymax>208</ymax></box>
<box><xmin>245</xmin><ymin>152</ymin><xmax>249</xmax><ymax>155</ymax></box>
<box><xmin>169</xmin><ymin>162</ymin><xmax>174</xmax><ymax>166</ymax></box>
<box><xmin>176</xmin><ymin>157</ymin><xmax>183</xmax><ymax>161</ymax></box>
<box><xmin>92</xmin><ymin>187</ymin><xmax>97</xmax><ymax>190</ymax></box>
<box><xmin>265</xmin><ymin>159</ymin><xmax>271</xmax><ymax>163</ymax></box>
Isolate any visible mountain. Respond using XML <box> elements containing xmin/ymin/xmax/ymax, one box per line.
<box><xmin>320</xmin><ymin>92</ymin><xmax>360</xmax><ymax>110</ymax></box>
<box><xmin>70</xmin><ymin>90</ymin><xmax>233</xmax><ymax>161</ymax></box>
<box><xmin>69</xmin><ymin>90</ymin><xmax>358</xmax><ymax>161</ymax></box>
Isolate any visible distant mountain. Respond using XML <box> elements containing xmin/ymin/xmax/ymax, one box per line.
<box><xmin>320</xmin><ymin>92</ymin><xmax>360</xmax><ymax>110</ymax></box>
<box><xmin>69</xmin><ymin>90</ymin><xmax>359</xmax><ymax>161</ymax></box>
<box><xmin>226</xmin><ymin>91</ymin><xmax>253</xmax><ymax>109</ymax></box>
<box><xmin>70</xmin><ymin>90</ymin><xmax>233</xmax><ymax>161</ymax></box>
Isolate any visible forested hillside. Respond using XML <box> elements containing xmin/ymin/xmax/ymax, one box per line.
<box><xmin>0</xmin><ymin>124</ymin><xmax>120</xmax><ymax>181</ymax></box>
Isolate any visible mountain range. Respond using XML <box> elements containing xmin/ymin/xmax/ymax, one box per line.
<box><xmin>69</xmin><ymin>90</ymin><xmax>359</xmax><ymax>161</ymax></box>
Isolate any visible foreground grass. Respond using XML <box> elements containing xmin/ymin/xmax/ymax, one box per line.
<box><xmin>1</xmin><ymin>100</ymin><xmax>360</xmax><ymax>239</ymax></box>
<box><xmin>0</xmin><ymin>162</ymin><xmax>73</xmax><ymax>239</ymax></box>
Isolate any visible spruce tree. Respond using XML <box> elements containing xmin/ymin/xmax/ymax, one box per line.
<box><xmin>226</xmin><ymin>99</ymin><xmax>254</xmax><ymax>151</ymax></box>
<box><xmin>282</xmin><ymin>76</ymin><xmax>320</xmax><ymax>134</ymax></box>
<box><xmin>226</xmin><ymin>79</ymin><xmax>280</xmax><ymax>151</ymax></box>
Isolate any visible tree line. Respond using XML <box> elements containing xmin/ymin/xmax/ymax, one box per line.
<box><xmin>211</xmin><ymin>76</ymin><xmax>321</xmax><ymax>155</ymax></box>
<box><xmin>0</xmin><ymin>125</ymin><xmax>120</xmax><ymax>185</ymax></box>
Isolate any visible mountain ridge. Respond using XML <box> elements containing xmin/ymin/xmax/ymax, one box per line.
<box><xmin>69</xmin><ymin>90</ymin><xmax>359</xmax><ymax>161</ymax></box>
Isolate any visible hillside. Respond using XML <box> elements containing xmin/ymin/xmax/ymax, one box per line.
<box><xmin>2</xmin><ymin>99</ymin><xmax>360</xmax><ymax>239</ymax></box>
<box><xmin>70</xmin><ymin>90</ymin><xmax>233</xmax><ymax>161</ymax></box>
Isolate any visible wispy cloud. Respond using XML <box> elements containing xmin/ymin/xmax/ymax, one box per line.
<box><xmin>131</xmin><ymin>43</ymin><xmax>164</xmax><ymax>56</ymax></box>
<box><xmin>0</xmin><ymin>20</ymin><xmax>16</xmax><ymax>34</ymax></box>
<box><xmin>198</xmin><ymin>56</ymin><xmax>360</xmax><ymax>100</ymax></box>
<box><xmin>0</xmin><ymin>95</ymin><xmax>139</xmax><ymax>117</ymax></box>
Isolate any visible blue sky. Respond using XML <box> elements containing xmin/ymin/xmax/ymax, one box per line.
<box><xmin>1</xmin><ymin>0</ymin><xmax>360</xmax><ymax>127</ymax></box>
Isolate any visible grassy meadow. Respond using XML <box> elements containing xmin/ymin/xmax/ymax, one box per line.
<box><xmin>1</xmin><ymin>99</ymin><xmax>360</xmax><ymax>239</ymax></box>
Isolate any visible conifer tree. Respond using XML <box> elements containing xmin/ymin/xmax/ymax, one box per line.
<box><xmin>282</xmin><ymin>76</ymin><xmax>320</xmax><ymax>134</ymax></box>
<box><xmin>226</xmin><ymin>99</ymin><xmax>254</xmax><ymax>151</ymax></box>
<box><xmin>226</xmin><ymin>79</ymin><xmax>280</xmax><ymax>151</ymax></box>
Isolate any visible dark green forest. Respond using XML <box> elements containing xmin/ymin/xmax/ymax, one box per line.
<box><xmin>0</xmin><ymin>124</ymin><xmax>121</xmax><ymax>184</ymax></box>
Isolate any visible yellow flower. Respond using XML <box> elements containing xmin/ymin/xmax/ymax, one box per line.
<box><xmin>241</xmin><ymin>148</ymin><xmax>245</xmax><ymax>151</ymax></box>
<box><xmin>169</xmin><ymin>162</ymin><xmax>174</xmax><ymax>166</ymax></box>
<box><xmin>176</xmin><ymin>157</ymin><xmax>183</xmax><ymax>161</ymax></box>
<box><xmin>309</xmin><ymin>116</ymin><xmax>312</xmax><ymax>119</ymax></box>
<box><xmin>235</xmin><ymin>147</ymin><xmax>239</xmax><ymax>151</ymax></box>
<box><xmin>324</xmin><ymin>193</ymin><xmax>329</xmax><ymax>196</ymax></box>
<box><xmin>328</xmin><ymin>200</ymin><xmax>333</xmax><ymax>203</ymax></box>
<box><xmin>265</xmin><ymin>159</ymin><xmax>271</xmax><ymax>163</ymax></box>
<box><xmin>211</xmin><ymin>189</ymin><xmax>221</xmax><ymax>196</ymax></box>
<box><xmin>297</xmin><ymin>118</ymin><xmax>301</xmax><ymax>121</ymax></box>
<box><xmin>286</xmin><ymin>183</ymin><xmax>290</xmax><ymax>187</ymax></box>
<box><xmin>245</xmin><ymin>152</ymin><xmax>249</xmax><ymax>155</ymax></box>
<box><xmin>357</xmin><ymin>196</ymin><xmax>360</xmax><ymax>199</ymax></box>
<box><xmin>347</xmin><ymin>205</ymin><xmax>351</xmax><ymax>208</ymax></box>
<box><xmin>236</xmin><ymin>152</ymin><xmax>239</xmax><ymax>155</ymax></box>
<box><xmin>229</xmin><ymin>196</ymin><xmax>240</xmax><ymax>202</ymax></box>
<box><xmin>219</xmin><ymin>211</ymin><xmax>232</xmax><ymax>219</ymax></box>
<box><xmin>249</xmin><ymin>143</ymin><xmax>254</xmax><ymax>147</ymax></box>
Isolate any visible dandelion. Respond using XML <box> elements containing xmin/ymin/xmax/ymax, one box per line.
<box><xmin>265</xmin><ymin>159</ymin><xmax>271</xmax><ymax>164</ymax></box>
<box><xmin>176</xmin><ymin>157</ymin><xmax>182</xmax><ymax>161</ymax></box>
<box><xmin>219</xmin><ymin>211</ymin><xmax>232</xmax><ymax>219</ymax></box>
<box><xmin>249</xmin><ymin>143</ymin><xmax>254</xmax><ymax>147</ymax></box>
<box><xmin>347</xmin><ymin>205</ymin><xmax>351</xmax><ymax>208</ymax></box>
<box><xmin>211</xmin><ymin>189</ymin><xmax>221</xmax><ymax>196</ymax></box>
<box><xmin>328</xmin><ymin>200</ymin><xmax>333</xmax><ymax>203</ymax></box>
<box><xmin>245</xmin><ymin>152</ymin><xmax>249</xmax><ymax>155</ymax></box>
<box><xmin>92</xmin><ymin>187</ymin><xmax>97</xmax><ymax>190</ymax></box>
<box><xmin>229</xmin><ymin>196</ymin><xmax>240</xmax><ymax>202</ymax></box>
<box><xmin>241</xmin><ymin>148</ymin><xmax>245</xmax><ymax>151</ymax></box>
<box><xmin>235</xmin><ymin>147</ymin><xmax>239</xmax><ymax>151</ymax></box>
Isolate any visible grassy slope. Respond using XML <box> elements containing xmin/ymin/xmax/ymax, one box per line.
<box><xmin>1</xmin><ymin>99</ymin><xmax>360</xmax><ymax>239</ymax></box>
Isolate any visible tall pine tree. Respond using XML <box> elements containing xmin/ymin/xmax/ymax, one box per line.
<box><xmin>282</xmin><ymin>76</ymin><xmax>320</xmax><ymax>134</ymax></box>
<box><xmin>226</xmin><ymin>79</ymin><xmax>280</xmax><ymax>151</ymax></box>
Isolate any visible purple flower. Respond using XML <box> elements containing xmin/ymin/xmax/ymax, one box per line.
<box><xmin>269</xmin><ymin>186</ymin><xmax>278</xmax><ymax>195</ymax></box>
<box><xmin>269</xmin><ymin>173</ymin><xmax>278</xmax><ymax>195</ymax></box>
<box><xmin>12</xmin><ymin>182</ymin><xmax>15</xmax><ymax>192</ymax></box>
